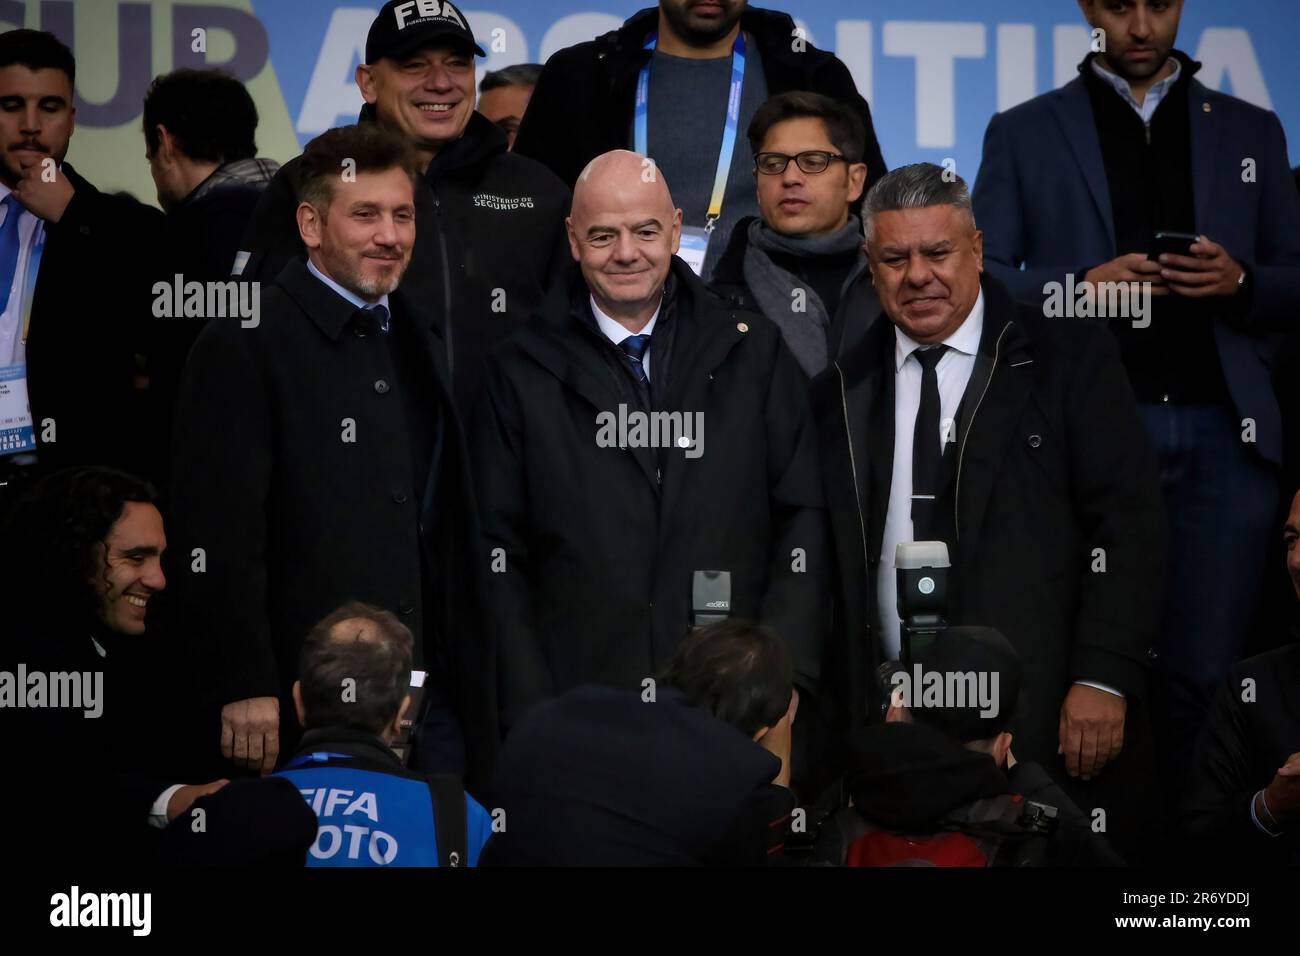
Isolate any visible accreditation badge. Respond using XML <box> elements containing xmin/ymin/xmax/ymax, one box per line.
<box><xmin>0</xmin><ymin>363</ymin><xmax>35</xmax><ymax>456</ymax></box>
<box><xmin>678</xmin><ymin>226</ymin><xmax>710</xmax><ymax>277</ymax></box>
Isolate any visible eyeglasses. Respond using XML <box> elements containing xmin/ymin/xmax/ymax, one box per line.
<box><xmin>754</xmin><ymin>150</ymin><xmax>848</xmax><ymax>175</ymax></box>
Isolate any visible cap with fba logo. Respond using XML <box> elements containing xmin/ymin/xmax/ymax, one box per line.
<box><xmin>366</xmin><ymin>0</ymin><xmax>486</xmax><ymax>64</ymax></box>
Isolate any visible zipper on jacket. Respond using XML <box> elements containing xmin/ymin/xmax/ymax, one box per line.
<box><xmin>953</xmin><ymin>321</ymin><xmax>1012</xmax><ymax>543</ymax></box>
<box><xmin>433</xmin><ymin>190</ymin><xmax>455</xmax><ymax>379</ymax></box>
<box><xmin>835</xmin><ymin>361</ymin><xmax>873</xmax><ymax>626</ymax></box>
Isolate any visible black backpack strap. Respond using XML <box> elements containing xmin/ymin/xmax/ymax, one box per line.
<box><xmin>426</xmin><ymin>774</ymin><xmax>468</xmax><ymax>867</ymax></box>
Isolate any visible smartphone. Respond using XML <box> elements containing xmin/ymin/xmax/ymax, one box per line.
<box><xmin>1149</xmin><ymin>231</ymin><xmax>1199</xmax><ymax>260</ymax></box>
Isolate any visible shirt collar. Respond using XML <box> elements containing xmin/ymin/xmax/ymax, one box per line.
<box><xmin>894</xmin><ymin>287</ymin><xmax>984</xmax><ymax>372</ymax></box>
<box><xmin>1090</xmin><ymin>55</ymin><xmax>1181</xmax><ymax>119</ymax></box>
<box><xmin>306</xmin><ymin>259</ymin><xmax>390</xmax><ymax>314</ymax></box>
<box><xmin>590</xmin><ymin>294</ymin><xmax>660</xmax><ymax>347</ymax></box>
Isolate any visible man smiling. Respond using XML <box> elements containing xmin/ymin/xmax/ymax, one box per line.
<box><xmin>171</xmin><ymin>124</ymin><xmax>494</xmax><ymax>791</ymax></box>
<box><xmin>236</xmin><ymin>0</ymin><xmax>569</xmax><ymax>412</ymax></box>
<box><xmin>473</xmin><ymin>149</ymin><xmax>828</xmax><ymax>740</ymax></box>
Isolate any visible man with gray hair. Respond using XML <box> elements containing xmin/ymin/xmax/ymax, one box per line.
<box><xmin>810</xmin><ymin>162</ymin><xmax>1166</xmax><ymax>862</ymax></box>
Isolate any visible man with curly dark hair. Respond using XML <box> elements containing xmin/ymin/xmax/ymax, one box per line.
<box><xmin>0</xmin><ymin>467</ymin><xmax>312</xmax><ymax>865</ymax></box>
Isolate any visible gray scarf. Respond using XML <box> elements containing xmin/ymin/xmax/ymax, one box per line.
<box><xmin>742</xmin><ymin>216</ymin><xmax>865</xmax><ymax>377</ymax></box>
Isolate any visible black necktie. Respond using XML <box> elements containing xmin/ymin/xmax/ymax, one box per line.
<box><xmin>912</xmin><ymin>345</ymin><xmax>949</xmax><ymax>539</ymax></box>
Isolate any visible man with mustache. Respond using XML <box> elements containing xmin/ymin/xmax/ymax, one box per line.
<box><xmin>812</xmin><ymin>163</ymin><xmax>1166</xmax><ymax>862</ymax></box>
<box><xmin>169</xmin><ymin>124</ymin><xmax>494</xmax><ymax>791</ymax></box>
<box><xmin>236</xmin><ymin>0</ymin><xmax>569</xmax><ymax>414</ymax></box>
<box><xmin>0</xmin><ymin>30</ymin><xmax>163</xmax><ymax>509</ymax></box>
<box><xmin>514</xmin><ymin>0</ymin><xmax>887</xmax><ymax>281</ymax></box>
<box><xmin>972</xmin><ymin>0</ymin><xmax>1300</xmax><ymax>795</ymax></box>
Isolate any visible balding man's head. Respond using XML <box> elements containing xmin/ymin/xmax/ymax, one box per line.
<box><xmin>567</xmin><ymin>150</ymin><xmax>682</xmax><ymax>328</ymax></box>
<box><xmin>294</xmin><ymin>602</ymin><xmax>414</xmax><ymax>739</ymax></box>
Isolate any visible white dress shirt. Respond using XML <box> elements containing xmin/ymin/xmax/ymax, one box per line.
<box><xmin>590</xmin><ymin>295</ymin><xmax>660</xmax><ymax>380</ymax></box>
<box><xmin>1091</xmin><ymin>56</ymin><xmax>1182</xmax><ymax>126</ymax></box>
<box><xmin>875</xmin><ymin>289</ymin><xmax>1124</xmax><ymax>698</ymax></box>
<box><xmin>878</xmin><ymin>291</ymin><xmax>983</xmax><ymax>659</ymax></box>
<box><xmin>0</xmin><ymin>182</ymin><xmax>45</xmax><ymax>367</ymax></box>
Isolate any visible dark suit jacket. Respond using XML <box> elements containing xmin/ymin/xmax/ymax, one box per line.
<box><xmin>810</xmin><ymin>275</ymin><xmax>1165</xmax><ymax>767</ymax></box>
<box><xmin>168</xmin><ymin>258</ymin><xmax>497</xmax><ymax>791</ymax></box>
<box><xmin>23</xmin><ymin>164</ymin><xmax>163</xmax><ymax>476</ymax></box>
<box><xmin>482</xmin><ymin>686</ymin><xmax>792</xmax><ymax>866</ymax></box>
<box><xmin>474</xmin><ymin>257</ymin><xmax>829</xmax><ymax>727</ymax></box>
<box><xmin>972</xmin><ymin>57</ymin><xmax>1300</xmax><ymax>467</ymax></box>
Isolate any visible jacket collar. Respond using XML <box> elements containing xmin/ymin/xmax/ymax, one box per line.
<box><xmin>293</xmin><ymin>725</ymin><xmax>400</xmax><ymax>767</ymax></box>
<box><xmin>275</xmin><ymin>256</ymin><xmax>445</xmax><ymax>348</ymax></box>
<box><xmin>1052</xmin><ymin>49</ymin><xmax>1205</xmax><ymax>247</ymax></box>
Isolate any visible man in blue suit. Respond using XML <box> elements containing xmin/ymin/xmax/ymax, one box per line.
<box><xmin>973</xmin><ymin>0</ymin><xmax>1300</xmax><ymax>796</ymax></box>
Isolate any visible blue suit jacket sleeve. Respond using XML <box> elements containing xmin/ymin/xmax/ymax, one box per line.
<box><xmin>1238</xmin><ymin>112</ymin><xmax>1300</xmax><ymax>332</ymax></box>
<box><xmin>973</xmin><ymin>110</ymin><xmax>1082</xmax><ymax>304</ymax></box>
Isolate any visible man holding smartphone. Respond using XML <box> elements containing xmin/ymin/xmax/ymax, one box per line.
<box><xmin>972</xmin><ymin>0</ymin><xmax>1300</xmax><ymax>808</ymax></box>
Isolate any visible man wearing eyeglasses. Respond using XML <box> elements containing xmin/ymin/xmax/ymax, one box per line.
<box><xmin>711</xmin><ymin>92</ymin><xmax>881</xmax><ymax>380</ymax></box>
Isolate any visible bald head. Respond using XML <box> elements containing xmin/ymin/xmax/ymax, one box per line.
<box><xmin>573</xmin><ymin>150</ymin><xmax>675</xmax><ymax>224</ymax></box>
<box><xmin>567</xmin><ymin>150</ymin><xmax>683</xmax><ymax>329</ymax></box>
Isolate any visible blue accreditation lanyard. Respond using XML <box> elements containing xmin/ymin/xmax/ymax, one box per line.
<box><xmin>633</xmin><ymin>30</ymin><xmax>747</xmax><ymax>235</ymax></box>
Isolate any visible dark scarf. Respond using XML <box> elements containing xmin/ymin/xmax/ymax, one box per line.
<box><xmin>742</xmin><ymin>215</ymin><xmax>864</xmax><ymax>376</ymax></box>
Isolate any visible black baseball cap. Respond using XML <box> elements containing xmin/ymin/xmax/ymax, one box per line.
<box><xmin>366</xmin><ymin>0</ymin><xmax>486</xmax><ymax>64</ymax></box>
<box><xmin>899</xmin><ymin>626</ymin><xmax>1024</xmax><ymax>743</ymax></box>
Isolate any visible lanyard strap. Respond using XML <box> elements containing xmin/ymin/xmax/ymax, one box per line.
<box><xmin>20</xmin><ymin>225</ymin><xmax>44</xmax><ymax>344</ymax></box>
<box><xmin>634</xmin><ymin>30</ymin><xmax>747</xmax><ymax>232</ymax></box>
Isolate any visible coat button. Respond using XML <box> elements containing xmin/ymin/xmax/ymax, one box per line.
<box><xmin>374</xmin><ymin>379</ymin><xmax>390</xmax><ymax>394</ymax></box>
<box><xmin>393</xmin><ymin>492</ymin><xmax>408</xmax><ymax>504</ymax></box>
<box><xmin>736</xmin><ymin>322</ymin><xmax>748</xmax><ymax>333</ymax></box>
<box><xmin>1027</xmin><ymin>434</ymin><xmax>1042</xmax><ymax>448</ymax></box>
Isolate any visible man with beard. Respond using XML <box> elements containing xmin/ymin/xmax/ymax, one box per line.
<box><xmin>0</xmin><ymin>30</ymin><xmax>162</xmax><ymax>507</ymax></box>
<box><xmin>236</xmin><ymin>1</ymin><xmax>569</xmax><ymax>413</ymax></box>
<box><xmin>972</xmin><ymin>0</ymin><xmax>1300</xmax><ymax>791</ymax></box>
<box><xmin>513</xmin><ymin>0</ymin><xmax>887</xmax><ymax>280</ymax></box>
<box><xmin>169</xmin><ymin>124</ymin><xmax>495</xmax><ymax>791</ymax></box>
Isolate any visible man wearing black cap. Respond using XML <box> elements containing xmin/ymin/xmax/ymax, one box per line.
<box><xmin>235</xmin><ymin>0</ymin><xmax>570</xmax><ymax>412</ymax></box>
<box><xmin>814</xmin><ymin>627</ymin><xmax>1122</xmax><ymax>866</ymax></box>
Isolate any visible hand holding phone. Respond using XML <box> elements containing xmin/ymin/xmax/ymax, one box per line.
<box><xmin>1152</xmin><ymin>232</ymin><xmax>1245</xmax><ymax>298</ymax></box>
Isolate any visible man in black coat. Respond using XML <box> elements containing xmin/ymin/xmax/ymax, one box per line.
<box><xmin>1180</xmin><ymin>486</ymin><xmax>1300</xmax><ymax>865</ymax></box>
<box><xmin>513</xmin><ymin>2</ymin><xmax>886</xmax><ymax>280</ymax></box>
<box><xmin>235</xmin><ymin>1</ymin><xmax>569</xmax><ymax>412</ymax></box>
<box><xmin>811</xmin><ymin>163</ymin><xmax>1165</xmax><ymax>861</ymax></box>
<box><xmin>474</xmin><ymin>149</ymin><xmax>828</xmax><ymax>732</ymax></box>
<box><xmin>142</xmin><ymin>67</ymin><xmax>280</xmax><ymax>492</ymax></box>
<box><xmin>0</xmin><ymin>30</ymin><xmax>162</xmax><ymax>510</ymax></box>
<box><xmin>169</xmin><ymin>124</ymin><xmax>495</xmax><ymax>793</ymax></box>
<box><xmin>0</xmin><ymin>467</ymin><xmax>238</xmax><ymax>866</ymax></box>
<box><xmin>482</xmin><ymin>620</ymin><xmax>798</xmax><ymax>866</ymax></box>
